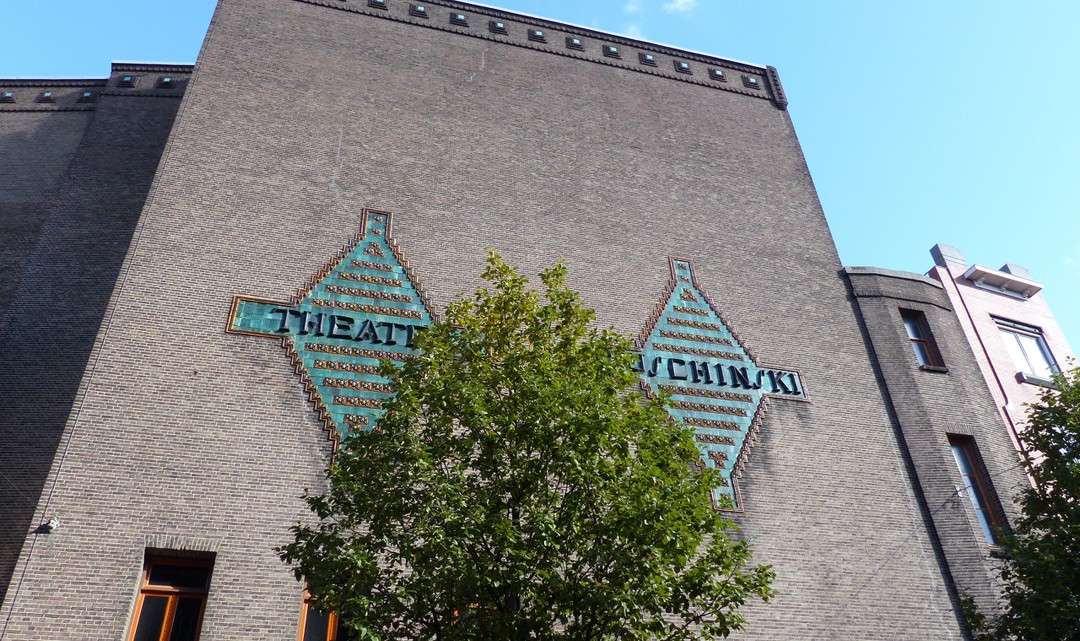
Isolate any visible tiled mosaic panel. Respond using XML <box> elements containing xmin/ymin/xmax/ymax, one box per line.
<box><xmin>636</xmin><ymin>259</ymin><xmax>803</xmax><ymax>505</ymax></box>
<box><xmin>229</xmin><ymin>212</ymin><xmax>433</xmax><ymax>440</ymax></box>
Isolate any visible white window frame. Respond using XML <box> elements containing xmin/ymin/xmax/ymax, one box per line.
<box><xmin>994</xmin><ymin>317</ymin><xmax>1058</xmax><ymax>383</ymax></box>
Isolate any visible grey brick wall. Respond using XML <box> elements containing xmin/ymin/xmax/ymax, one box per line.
<box><xmin>1</xmin><ymin>1</ymin><xmax>992</xmax><ymax>639</ymax></box>
<box><xmin>0</xmin><ymin>89</ymin><xmax>95</xmax><ymax>319</ymax></box>
<box><xmin>0</xmin><ymin>69</ymin><xmax>187</xmax><ymax>607</ymax></box>
<box><xmin>845</xmin><ymin>266</ymin><xmax>1029</xmax><ymax>617</ymax></box>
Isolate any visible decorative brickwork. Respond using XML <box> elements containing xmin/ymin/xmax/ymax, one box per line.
<box><xmin>685</xmin><ymin>417</ymin><xmax>743</xmax><ymax>431</ymax></box>
<box><xmin>659</xmin><ymin>329</ymin><xmax>735</xmax><ymax>346</ymax></box>
<box><xmin>227</xmin><ymin>210</ymin><xmax>436</xmax><ymax>445</ymax></box>
<box><xmin>289</xmin><ymin>0</ymin><xmax>784</xmax><ymax>108</ymax></box>
<box><xmin>652</xmin><ymin>342</ymin><xmax>744</xmax><ymax>361</ymax></box>
<box><xmin>634</xmin><ymin>258</ymin><xmax>806</xmax><ymax>507</ymax></box>
<box><xmin>656</xmin><ymin>384</ymin><xmax>752</xmax><ymax>403</ymax></box>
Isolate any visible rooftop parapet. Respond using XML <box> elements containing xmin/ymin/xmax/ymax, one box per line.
<box><xmin>0</xmin><ymin>63</ymin><xmax>194</xmax><ymax>112</ymax></box>
<box><xmin>294</xmin><ymin>0</ymin><xmax>788</xmax><ymax>109</ymax></box>
<box><xmin>930</xmin><ymin>243</ymin><xmax>1042</xmax><ymax>300</ymax></box>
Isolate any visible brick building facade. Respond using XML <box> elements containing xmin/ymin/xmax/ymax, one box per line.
<box><xmin>928</xmin><ymin>243</ymin><xmax>1075</xmax><ymax>456</ymax></box>
<box><xmin>0</xmin><ymin>1</ymin><xmax>1054</xmax><ymax>639</ymax></box>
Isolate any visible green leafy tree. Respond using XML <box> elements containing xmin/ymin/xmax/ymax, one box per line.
<box><xmin>279</xmin><ymin>254</ymin><xmax>774</xmax><ymax>641</ymax></box>
<box><xmin>968</xmin><ymin>366</ymin><xmax>1080</xmax><ymax>641</ymax></box>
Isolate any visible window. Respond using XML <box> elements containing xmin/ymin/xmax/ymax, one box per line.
<box><xmin>299</xmin><ymin>593</ymin><xmax>352</xmax><ymax>641</ymax></box>
<box><xmin>129</xmin><ymin>555</ymin><xmax>213</xmax><ymax>641</ymax></box>
<box><xmin>949</xmin><ymin>436</ymin><xmax>1001</xmax><ymax>545</ymax></box>
<box><xmin>900</xmin><ymin>309</ymin><xmax>942</xmax><ymax>368</ymax></box>
<box><xmin>996</xmin><ymin>318</ymin><xmax>1058</xmax><ymax>381</ymax></box>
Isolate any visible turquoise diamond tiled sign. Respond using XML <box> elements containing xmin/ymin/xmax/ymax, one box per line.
<box><xmin>634</xmin><ymin>258</ymin><xmax>807</xmax><ymax>507</ymax></box>
<box><xmin>229</xmin><ymin>227</ymin><xmax>805</xmax><ymax>508</ymax></box>
<box><xmin>227</xmin><ymin>210</ymin><xmax>436</xmax><ymax>443</ymax></box>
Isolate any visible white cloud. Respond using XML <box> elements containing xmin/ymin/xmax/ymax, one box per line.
<box><xmin>1064</xmin><ymin>253</ymin><xmax>1080</xmax><ymax>278</ymax></box>
<box><xmin>623</xmin><ymin>23</ymin><xmax>644</xmax><ymax>38</ymax></box>
<box><xmin>663</xmin><ymin>0</ymin><xmax>697</xmax><ymax>13</ymax></box>
<box><xmin>624</xmin><ymin>0</ymin><xmax>643</xmax><ymax>13</ymax></box>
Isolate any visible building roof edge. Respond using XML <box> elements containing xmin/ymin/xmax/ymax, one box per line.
<box><xmin>464</xmin><ymin>0</ymin><xmax>767</xmax><ymax>69</ymax></box>
<box><xmin>844</xmin><ymin>266</ymin><xmax>945</xmax><ymax>289</ymax></box>
<box><xmin>112</xmin><ymin>62</ymin><xmax>196</xmax><ymax>74</ymax></box>
<box><xmin>292</xmin><ymin>0</ymin><xmax>785</xmax><ymax>108</ymax></box>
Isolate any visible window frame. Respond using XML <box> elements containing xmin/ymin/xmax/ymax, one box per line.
<box><xmin>994</xmin><ymin>317</ymin><xmax>1058</xmax><ymax>382</ymax></box>
<box><xmin>948</xmin><ymin>435</ymin><xmax>1004</xmax><ymax>546</ymax></box>
<box><xmin>298</xmin><ymin>592</ymin><xmax>348</xmax><ymax>641</ymax></box>
<box><xmin>900</xmin><ymin>308</ymin><xmax>944</xmax><ymax>369</ymax></box>
<box><xmin>128</xmin><ymin>554</ymin><xmax>214</xmax><ymax>641</ymax></box>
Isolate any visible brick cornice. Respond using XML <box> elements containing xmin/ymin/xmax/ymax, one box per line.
<box><xmin>111</xmin><ymin>63</ymin><xmax>195</xmax><ymax>74</ymax></box>
<box><xmin>292</xmin><ymin>0</ymin><xmax>788</xmax><ymax>108</ymax></box>
<box><xmin>0</xmin><ymin>79</ymin><xmax>108</xmax><ymax>87</ymax></box>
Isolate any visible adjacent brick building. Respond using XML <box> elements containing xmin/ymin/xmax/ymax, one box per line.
<box><xmin>0</xmin><ymin>1</ymin><xmax>1060</xmax><ymax>639</ymax></box>
<box><xmin>928</xmin><ymin>243</ymin><xmax>1076</xmax><ymax>456</ymax></box>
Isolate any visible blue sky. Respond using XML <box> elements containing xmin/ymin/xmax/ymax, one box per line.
<box><xmin>3</xmin><ymin>0</ymin><xmax>1078</xmax><ymax>350</ymax></box>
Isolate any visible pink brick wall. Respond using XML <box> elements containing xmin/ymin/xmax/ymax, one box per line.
<box><xmin>931</xmin><ymin>262</ymin><xmax>1075</xmax><ymax>455</ymax></box>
